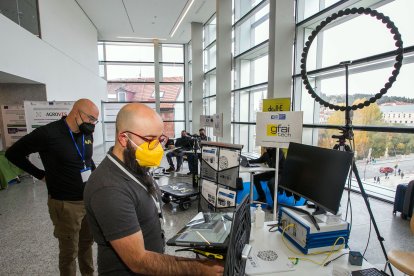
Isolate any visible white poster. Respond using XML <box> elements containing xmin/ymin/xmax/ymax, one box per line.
<box><xmin>1</xmin><ymin>105</ymin><xmax>27</xmax><ymax>148</ymax></box>
<box><xmin>255</xmin><ymin>112</ymin><xmax>303</xmax><ymax>149</ymax></box>
<box><xmin>24</xmin><ymin>101</ymin><xmax>74</xmax><ymax>132</ymax></box>
<box><xmin>23</xmin><ymin>101</ymin><xmax>75</xmax><ymax>170</ymax></box>
<box><xmin>200</xmin><ymin>115</ymin><xmax>214</xmax><ymax>127</ymax></box>
<box><xmin>213</xmin><ymin>113</ymin><xmax>223</xmax><ymax>137</ymax></box>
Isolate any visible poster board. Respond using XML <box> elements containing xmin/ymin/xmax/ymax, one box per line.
<box><xmin>200</xmin><ymin>115</ymin><xmax>214</xmax><ymax>127</ymax></box>
<box><xmin>199</xmin><ymin>113</ymin><xmax>223</xmax><ymax>137</ymax></box>
<box><xmin>262</xmin><ymin>98</ymin><xmax>291</xmax><ymax>112</ymax></box>
<box><xmin>255</xmin><ymin>111</ymin><xmax>303</xmax><ymax>149</ymax></box>
<box><xmin>23</xmin><ymin>101</ymin><xmax>75</xmax><ymax>170</ymax></box>
<box><xmin>213</xmin><ymin>113</ymin><xmax>223</xmax><ymax>137</ymax></box>
<box><xmin>1</xmin><ymin>105</ymin><xmax>27</xmax><ymax>149</ymax></box>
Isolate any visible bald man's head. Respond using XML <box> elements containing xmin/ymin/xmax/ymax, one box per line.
<box><xmin>66</xmin><ymin>98</ymin><xmax>99</xmax><ymax>133</ymax></box>
<box><xmin>72</xmin><ymin>99</ymin><xmax>99</xmax><ymax>118</ymax></box>
<box><xmin>116</xmin><ymin>103</ymin><xmax>163</xmax><ymax>138</ymax></box>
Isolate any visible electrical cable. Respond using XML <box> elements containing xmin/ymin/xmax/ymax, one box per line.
<box><xmin>363</xmin><ymin>219</ymin><xmax>372</xmax><ymax>258</ymax></box>
<box><xmin>281</xmin><ymin>224</ymin><xmax>346</xmax><ymax>266</ymax></box>
<box><xmin>323</xmin><ymin>253</ymin><xmax>349</xmax><ymax>266</ymax></box>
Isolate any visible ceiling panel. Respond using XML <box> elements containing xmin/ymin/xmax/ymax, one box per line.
<box><xmin>75</xmin><ymin>0</ymin><xmax>216</xmax><ymax>43</ymax></box>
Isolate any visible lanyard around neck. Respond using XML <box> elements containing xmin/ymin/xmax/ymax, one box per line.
<box><xmin>64</xmin><ymin>119</ymin><xmax>85</xmax><ymax>164</ymax></box>
<box><xmin>107</xmin><ymin>154</ymin><xmax>161</xmax><ymax>215</ymax></box>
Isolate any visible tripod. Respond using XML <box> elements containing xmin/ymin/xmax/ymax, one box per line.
<box><xmin>330</xmin><ymin>62</ymin><xmax>394</xmax><ymax>275</ymax></box>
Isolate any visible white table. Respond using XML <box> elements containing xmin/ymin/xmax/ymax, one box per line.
<box><xmin>240</xmin><ymin>165</ymin><xmax>276</xmax><ymax>204</ymax></box>
<box><xmin>248</xmin><ymin>221</ymin><xmax>374</xmax><ymax>275</ymax></box>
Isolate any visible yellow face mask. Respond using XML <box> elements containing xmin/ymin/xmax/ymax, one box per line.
<box><xmin>129</xmin><ymin>139</ymin><xmax>164</xmax><ymax>167</ymax></box>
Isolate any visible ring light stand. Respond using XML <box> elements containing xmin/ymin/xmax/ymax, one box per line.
<box><xmin>300</xmin><ymin>7</ymin><xmax>404</xmax><ymax>276</ymax></box>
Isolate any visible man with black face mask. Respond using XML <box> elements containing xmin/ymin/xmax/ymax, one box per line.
<box><xmin>5</xmin><ymin>98</ymin><xmax>99</xmax><ymax>276</ymax></box>
<box><xmin>84</xmin><ymin>103</ymin><xmax>223</xmax><ymax>275</ymax></box>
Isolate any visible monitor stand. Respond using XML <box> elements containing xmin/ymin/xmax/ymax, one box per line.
<box><xmin>306</xmin><ymin>201</ymin><xmax>326</xmax><ymax>216</ymax></box>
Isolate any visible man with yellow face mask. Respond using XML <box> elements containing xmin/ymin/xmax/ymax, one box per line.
<box><xmin>84</xmin><ymin>103</ymin><xmax>223</xmax><ymax>275</ymax></box>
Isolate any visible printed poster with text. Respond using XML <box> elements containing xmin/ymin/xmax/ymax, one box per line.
<box><xmin>23</xmin><ymin>101</ymin><xmax>74</xmax><ymax>170</ymax></box>
<box><xmin>1</xmin><ymin>105</ymin><xmax>27</xmax><ymax>149</ymax></box>
<box><xmin>255</xmin><ymin>112</ymin><xmax>303</xmax><ymax>149</ymax></box>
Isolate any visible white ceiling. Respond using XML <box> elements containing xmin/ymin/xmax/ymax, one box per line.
<box><xmin>75</xmin><ymin>0</ymin><xmax>216</xmax><ymax>43</ymax></box>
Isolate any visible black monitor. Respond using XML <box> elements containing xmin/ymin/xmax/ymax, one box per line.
<box><xmin>280</xmin><ymin>142</ymin><xmax>353</xmax><ymax>215</ymax></box>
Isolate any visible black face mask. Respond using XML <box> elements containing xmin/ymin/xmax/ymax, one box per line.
<box><xmin>76</xmin><ymin>112</ymin><xmax>95</xmax><ymax>135</ymax></box>
<box><xmin>79</xmin><ymin>123</ymin><xmax>95</xmax><ymax>135</ymax></box>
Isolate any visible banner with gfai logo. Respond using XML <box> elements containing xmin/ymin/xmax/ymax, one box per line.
<box><xmin>255</xmin><ymin>111</ymin><xmax>303</xmax><ymax>148</ymax></box>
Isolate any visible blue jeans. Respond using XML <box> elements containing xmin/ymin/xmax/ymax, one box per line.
<box><xmin>166</xmin><ymin>150</ymin><xmax>184</xmax><ymax>169</ymax></box>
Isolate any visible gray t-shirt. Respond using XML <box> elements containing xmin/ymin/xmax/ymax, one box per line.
<box><xmin>84</xmin><ymin>152</ymin><xmax>164</xmax><ymax>275</ymax></box>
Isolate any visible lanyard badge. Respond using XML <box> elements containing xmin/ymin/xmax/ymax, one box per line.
<box><xmin>65</xmin><ymin>120</ymin><xmax>91</xmax><ymax>182</ymax></box>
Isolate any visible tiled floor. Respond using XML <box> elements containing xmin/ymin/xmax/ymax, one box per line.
<box><xmin>0</xmin><ymin>146</ymin><xmax>412</xmax><ymax>275</ymax></box>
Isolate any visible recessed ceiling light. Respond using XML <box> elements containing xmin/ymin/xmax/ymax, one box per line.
<box><xmin>170</xmin><ymin>0</ymin><xmax>195</xmax><ymax>37</ymax></box>
<box><xmin>117</xmin><ymin>36</ymin><xmax>167</xmax><ymax>41</ymax></box>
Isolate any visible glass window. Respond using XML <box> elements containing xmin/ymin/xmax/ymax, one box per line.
<box><xmin>106</xmin><ymin>64</ymin><xmax>155</xmax><ymax>82</ymax></box>
<box><xmin>159</xmin><ymin>84</ymin><xmax>184</xmax><ymax>102</ymax></box>
<box><xmin>203</xmin><ymin>97</ymin><xmax>216</xmax><ymax>116</ymax></box>
<box><xmin>105</xmin><ymin>43</ymin><xmax>154</xmax><ymax>62</ymax></box>
<box><xmin>160</xmin><ymin>44</ymin><xmax>184</xmax><ymax>63</ymax></box>
<box><xmin>300</xmin><ymin>57</ymin><xmax>414</xmax><ymax>126</ymax></box>
<box><xmin>161</xmin><ymin>103</ymin><xmax>185</xmax><ymax>121</ymax></box>
<box><xmin>204</xmin><ymin>43</ymin><xmax>217</xmax><ymax>72</ymax></box>
<box><xmin>204</xmin><ymin>71</ymin><xmax>216</xmax><ymax>97</ymax></box>
<box><xmin>234</xmin><ymin>0</ymin><xmax>262</xmax><ymax>22</ymax></box>
<box><xmin>0</xmin><ymin>0</ymin><xmax>40</xmax><ymax>36</ymax></box>
<box><xmin>160</xmin><ymin>64</ymin><xmax>184</xmax><ymax>82</ymax></box>
<box><xmin>98</xmin><ymin>43</ymin><xmax>104</xmax><ymax>61</ymax></box>
<box><xmin>296</xmin><ymin>0</ymin><xmax>343</xmax><ymax>22</ymax></box>
<box><xmin>107</xmin><ymin>83</ymin><xmax>156</xmax><ymax>102</ymax></box>
<box><xmin>235</xmin><ymin>52</ymin><xmax>268</xmax><ymax>89</ymax></box>
<box><xmin>234</xmin><ymin>3</ymin><xmax>269</xmax><ymax>55</ymax></box>
<box><xmin>164</xmin><ymin>121</ymin><xmax>185</xmax><ymax>139</ymax></box>
<box><xmin>303</xmin><ymin>128</ymin><xmax>414</xmax><ymax>201</ymax></box>
<box><xmin>204</xmin><ymin>16</ymin><xmax>216</xmax><ymax>47</ymax></box>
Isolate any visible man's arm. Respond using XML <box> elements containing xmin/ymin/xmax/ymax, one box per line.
<box><xmin>249</xmin><ymin>152</ymin><xmax>269</xmax><ymax>164</ymax></box>
<box><xmin>110</xmin><ymin>231</ymin><xmax>224</xmax><ymax>275</ymax></box>
<box><xmin>5</xmin><ymin>127</ymin><xmax>48</xmax><ymax>180</ymax></box>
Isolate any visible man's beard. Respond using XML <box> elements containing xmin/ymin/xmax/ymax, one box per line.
<box><xmin>123</xmin><ymin>140</ymin><xmax>156</xmax><ymax>196</ymax></box>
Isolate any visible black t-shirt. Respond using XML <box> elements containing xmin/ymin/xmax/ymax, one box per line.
<box><xmin>84</xmin><ymin>151</ymin><xmax>164</xmax><ymax>275</ymax></box>
<box><xmin>5</xmin><ymin>117</ymin><xmax>94</xmax><ymax>200</ymax></box>
<box><xmin>250</xmin><ymin>148</ymin><xmax>285</xmax><ymax>170</ymax></box>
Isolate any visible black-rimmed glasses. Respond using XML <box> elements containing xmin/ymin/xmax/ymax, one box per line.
<box><xmin>123</xmin><ymin>131</ymin><xmax>168</xmax><ymax>150</ymax></box>
<box><xmin>79</xmin><ymin>110</ymin><xmax>99</xmax><ymax>125</ymax></box>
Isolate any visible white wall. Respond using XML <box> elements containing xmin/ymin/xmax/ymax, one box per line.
<box><xmin>39</xmin><ymin>0</ymin><xmax>99</xmax><ymax>74</ymax></box>
<box><xmin>0</xmin><ymin>1</ymin><xmax>107</xmax><ymax>145</ymax></box>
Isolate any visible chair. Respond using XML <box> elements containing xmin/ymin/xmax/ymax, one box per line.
<box><xmin>386</xmin><ymin>215</ymin><xmax>414</xmax><ymax>275</ymax></box>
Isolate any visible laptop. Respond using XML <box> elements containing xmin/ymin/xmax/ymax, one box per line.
<box><xmin>240</xmin><ymin>156</ymin><xmax>260</xmax><ymax>168</ymax></box>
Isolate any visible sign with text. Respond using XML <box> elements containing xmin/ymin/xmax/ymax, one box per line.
<box><xmin>23</xmin><ymin>101</ymin><xmax>74</xmax><ymax>170</ymax></box>
<box><xmin>1</xmin><ymin>105</ymin><xmax>27</xmax><ymax>149</ymax></box>
<box><xmin>213</xmin><ymin>113</ymin><xmax>223</xmax><ymax>137</ymax></box>
<box><xmin>24</xmin><ymin>101</ymin><xmax>74</xmax><ymax>133</ymax></box>
<box><xmin>200</xmin><ymin>115</ymin><xmax>214</xmax><ymax>127</ymax></box>
<box><xmin>255</xmin><ymin>111</ymin><xmax>303</xmax><ymax>148</ymax></box>
<box><xmin>262</xmin><ymin>98</ymin><xmax>291</xmax><ymax>112</ymax></box>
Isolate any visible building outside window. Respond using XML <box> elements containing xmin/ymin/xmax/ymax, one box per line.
<box><xmin>98</xmin><ymin>42</ymin><xmax>185</xmax><ymax>139</ymax></box>
<box><xmin>294</xmin><ymin>0</ymin><xmax>414</xmax><ymax>200</ymax></box>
